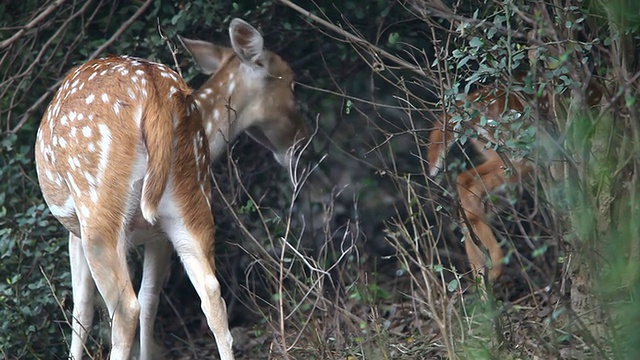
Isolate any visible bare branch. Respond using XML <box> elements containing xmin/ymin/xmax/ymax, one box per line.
<box><xmin>276</xmin><ymin>0</ymin><xmax>427</xmax><ymax>76</ymax></box>
<box><xmin>10</xmin><ymin>0</ymin><xmax>154</xmax><ymax>134</ymax></box>
<box><xmin>88</xmin><ymin>0</ymin><xmax>154</xmax><ymax>60</ymax></box>
<box><xmin>0</xmin><ymin>0</ymin><xmax>67</xmax><ymax>51</ymax></box>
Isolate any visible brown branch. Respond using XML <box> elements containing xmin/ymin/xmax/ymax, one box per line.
<box><xmin>0</xmin><ymin>0</ymin><xmax>67</xmax><ymax>51</ymax></box>
<box><xmin>10</xmin><ymin>0</ymin><xmax>154</xmax><ymax>135</ymax></box>
<box><xmin>276</xmin><ymin>0</ymin><xmax>427</xmax><ymax>77</ymax></box>
<box><xmin>88</xmin><ymin>0</ymin><xmax>154</xmax><ymax>60</ymax></box>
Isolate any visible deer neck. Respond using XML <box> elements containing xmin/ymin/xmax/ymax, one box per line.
<box><xmin>194</xmin><ymin>64</ymin><xmax>261</xmax><ymax>160</ymax></box>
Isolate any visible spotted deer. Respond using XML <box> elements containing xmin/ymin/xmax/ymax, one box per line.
<box><xmin>35</xmin><ymin>18</ymin><xmax>306</xmax><ymax>360</ymax></box>
<box><xmin>428</xmin><ymin>74</ymin><xmax>601</xmax><ymax>282</ymax></box>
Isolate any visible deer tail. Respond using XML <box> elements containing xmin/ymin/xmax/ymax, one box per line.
<box><xmin>139</xmin><ymin>90</ymin><xmax>181</xmax><ymax>224</ymax></box>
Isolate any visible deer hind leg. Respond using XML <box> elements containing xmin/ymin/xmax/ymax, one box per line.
<box><xmin>137</xmin><ymin>236</ymin><xmax>172</xmax><ymax>360</ymax></box>
<box><xmin>69</xmin><ymin>233</ymin><xmax>96</xmax><ymax>360</ymax></box>
<box><xmin>80</xmin><ymin>227</ymin><xmax>139</xmax><ymax>360</ymax></box>
<box><xmin>160</xmin><ymin>218</ymin><xmax>233</xmax><ymax>360</ymax></box>
<box><xmin>159</xmin><ymin>200</ymin><xmax>234</xmax><ymax>359</ymax></box>
<box><xmin>456</xmin><ymin>157</ymin><xmax>515</xmax><ymax>281</ymax></box>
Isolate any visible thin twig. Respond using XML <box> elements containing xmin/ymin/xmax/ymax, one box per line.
<box><xmin>88</xmin><ymin>0</ymin><xmax>154</xmax><ymax>60</ymax></box>
<box><xmin>0</xmin><ymin>0</ymin><xmax>67</xmax><ymax>51</ymax></box>
<box><xmin>276</xmin><ymin>0</ymin><xmax>427</xmax><ymax>76</ymax></box>
<box><xmin>157</xmin><ymin>18</ymin><xmax>182</xmax><ymax>77</ymax></box>
<box><xmin>12</xmin><ymin>0</ymin><xmax>154</xmax><ymax>134</ymax></box>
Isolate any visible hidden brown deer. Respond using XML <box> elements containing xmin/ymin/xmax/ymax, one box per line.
<box><xmin>427</xmin><ymin>74</ymin><xmax>601</xmax><ymax>282</ymax></box>
<box><xmin>35</xmin><ymin>18</ymin><xmax>307</xmax><ymax>360</ymax></box>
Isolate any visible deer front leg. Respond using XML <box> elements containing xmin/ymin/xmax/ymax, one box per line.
<box><xmin>138</xmin><ymin>237</ymin><xmax>173</xmax><ymax>360</ymax></box>
<box><xmin>69</xmin><ymin>233</ymin><xmax>96</xmax><ymax>360</ymax></box>
<box><xmin>456</xmin><ymin>157</ymin><xmax>510</xmax><ymax>281</ymax></box>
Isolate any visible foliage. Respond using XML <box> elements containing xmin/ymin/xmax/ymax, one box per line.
<box><xmin>0</xmin><ymin>133</ymin><xmax>71</xmax><ymax>358</ymax></box>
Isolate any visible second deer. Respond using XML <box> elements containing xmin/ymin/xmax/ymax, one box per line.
<box><xmin>428</xmin><ymin>74</ymin><xmax>600</xmax><ymax>282</ymax></box>
<box><xmin>35</xmin><ymin>18</ymin><xmax>307</xmax><ymax>360</ymax></box>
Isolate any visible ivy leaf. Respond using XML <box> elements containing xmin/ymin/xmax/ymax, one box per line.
<box><xmin>469</xmin><ymin>36</ymin><xmax>483</xmax><ymax>48</ymax></box>
<box><xmin>388</xmin><ymin>32</ymin><xmax>400</xmax><ymax>46</ymax></box>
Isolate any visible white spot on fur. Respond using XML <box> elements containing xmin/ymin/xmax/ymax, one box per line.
<box><xmin>85</xmin><ymin>94</ymin><xmax>95</xmax><ymax>104</ymax></box>
<box><xmin>102</xmin><ymin>93</ymin><xmax>109</xmax><ymax>103</ymax></box>
<box><xmin>84</xmin><ymin>171</ymin><xmax>96</xmax><ymax>186</ymax></box>
<box><xmin>90</xmin><ymin>188</ymin><xmax>98</xmax><ymax>203</ymax></box>
<box><xmin>193</xmin><ymin>136</ymin><xmax>201</xmax><ymax>181</ymax></box>
<box><xmin>80</xmin><ymin>205</ymin><xmax>90</xmax><ymax>219</ymax></box>
<box><xmin>82</xmin><ymin>126</ymin><xmax>92</xmax><ymax>137</ymax></box>
<box><xmin>48</xmin><ymin>196</ymin><xmax>75</xmax><ymax>219</ymax></box>
<box><xmin>133</xmin><ymin>105</ymin><xmax>143</xmax><ymax>127</ymax></box>
<box><xmin>67</xmin><ymin>172</ymin><xmax>81</xmax><ymax>196</ymax></box>
<box><xmin>97</xmin><ymin>123</ymin><xmax>112</xmax><ymax>185</ymax></box>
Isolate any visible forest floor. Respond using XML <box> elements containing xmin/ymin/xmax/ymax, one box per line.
<box><xmin>153</xmin><ymin>256</ymin><xmax>589</xmax><ymax>360</ymax></box>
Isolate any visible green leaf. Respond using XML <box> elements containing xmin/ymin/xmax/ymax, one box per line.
<box><xmin>388</xmin><ymin>32</ymin><xmax>400</xmax><ymax>46</ymax></box>
<box><xmin>469</xmin><ymin>36</ymin><xmax>483</xmax><ymax>48</ymax></box>
<box><xmin>625</xmin><ymin>92</ymin><xmax>636</xmax><ymax>107</ymax></box>
<box><xmin>447</xmin><ymin>279</ymin><xmax>459</xmax><ymax>292</ymax></box>
<box><xmin>457</xmin><ymin>54</ymin><xmax>472</xmax><ymax>69</ymax></box>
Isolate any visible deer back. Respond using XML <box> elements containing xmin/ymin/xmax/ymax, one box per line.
<box><xmin>35</xmin><ymin>55</ymin><xmax>207</xmax><ymax>235</ymax></box>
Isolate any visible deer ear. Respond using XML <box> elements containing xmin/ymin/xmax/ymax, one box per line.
<box><xmin>178</xmin><ymin>36</ymin><xmax>227</xmax><ymax>75</ymax></box>
<box><xmin>229</xmin><ymin>18</ymin><xmax>265</xmax><ymax>66</ymax></box>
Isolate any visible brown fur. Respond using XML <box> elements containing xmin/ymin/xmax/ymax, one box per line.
<box><xmin>428</xmin><ymin>74</ymin><xmax>602</xmax><ymax>281</ymax></box>
<box><xmin>35</xmin><ymin>18</ymin><xmax>307</xmax><ymax>360</ymax></box>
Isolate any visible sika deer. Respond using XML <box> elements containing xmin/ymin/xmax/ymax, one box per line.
<box><xmin>35</xmin><ymin>18</ymin><xmax>306</xmax><ymax>360</ymax></box>
<box><xmin>428</xmin><ymin>74</ymin><xmax>600</xmax><ymax>282</ymax></box>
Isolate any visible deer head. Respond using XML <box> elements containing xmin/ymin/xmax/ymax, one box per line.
<box><xmin>179</xmin><ymin>18</ymin><xmax>308</xmax><ymax>166</ymax></box>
